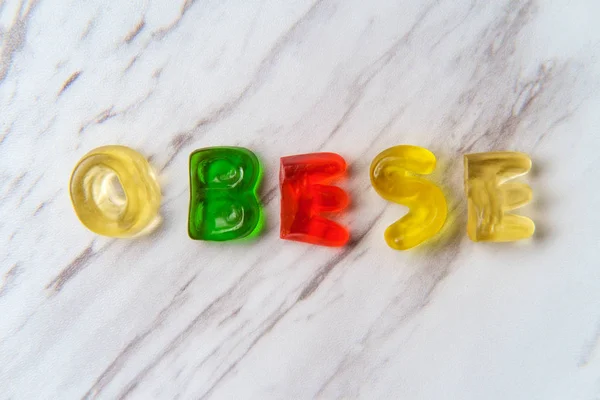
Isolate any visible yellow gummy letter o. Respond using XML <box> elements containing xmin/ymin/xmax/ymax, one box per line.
<box><xmin>70</xmin><ymin>145</ymin><xmax>161</xmax><ymax>238</ymax></box>
<box><xmin>370</xmin><ymin>145</ymin><xmax>448</xmax><ymax>250</ymax></box>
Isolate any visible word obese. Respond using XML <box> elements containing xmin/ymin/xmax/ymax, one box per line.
<box><xmin>70</xmin><ymin>145</ymin><xmax>535</xmax><ymax>250</ymax></box>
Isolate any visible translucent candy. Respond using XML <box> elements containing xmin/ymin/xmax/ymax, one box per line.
<box><xmin>370</xmin><ymin>145</ymin><xmax>447</xmax><ymax>250</ymax></box>
<box><xmin>464</xmin><ymin>152</ymin><xmax>535</xmax><ymax>242</ymax></box>
<box><xmin>280</xmin><ymin>153</ymin><xmax>350</xmax><ymax>247</ymax></box>
<box><xmin>188</xmin><ymin>147</ymin><xmax>263</xmax><ymax>241</ymax></box>
<box><xmin>70</xmin><ymin>145</ymin><xmax>161</xmax><ymax>238</ymax></box>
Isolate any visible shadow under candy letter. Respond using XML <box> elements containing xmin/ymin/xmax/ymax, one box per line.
<box><xmin>188</xmin><ymin>147</ymin><xmax>263</xmax><ymax>241</ymax></box>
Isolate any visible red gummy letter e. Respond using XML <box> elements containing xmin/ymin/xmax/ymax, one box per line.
<box><xmin>279</xmin><ymin>153</ymin><xmax>350</xmax><ymax>247</ymax></box>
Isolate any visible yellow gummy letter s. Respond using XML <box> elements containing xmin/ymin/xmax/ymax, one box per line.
<box><xmin>464</xmin><ymin>152</ymin><xmax>535</xmax><ymax>242</ymax></box>
<box><xmin>370</xmin><ymin>145</ymin><xmax>447</xmax><ymax>250</ymax></box>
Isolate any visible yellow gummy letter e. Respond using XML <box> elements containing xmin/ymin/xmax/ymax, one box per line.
<box><xmin>464</xmin><ymin>152</ymin><xmax>535</xmax><ymax>242</ymax></box>
<box><xmin>370</xmin><ymin>145</ymin><xmax>447</xmax><ymax>250</ymax></box>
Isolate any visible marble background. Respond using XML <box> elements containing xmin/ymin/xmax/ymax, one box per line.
<box><xmin>1</xmin><ymin>0</ymin><xmax>600</xmax><ymax>398</ymax></box>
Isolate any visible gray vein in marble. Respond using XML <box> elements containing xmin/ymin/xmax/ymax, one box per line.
<box><xmin>459</xmin><ymin>62</ymin><xmax>559</xmax><ymax>153</ymax></box>
<box><xmin>77</xmin><ymin>88</ymin><xmax>156</xmax><ymax>138</ymax></box>
<box><xmin>161</xmin><ymin>0</ymin><xmax>329</xmax><ymax>149</ymax></box>
<box><xmin>0</xmin><ymin>0</ymin><xmax>39</xmax><ymax>83</ymax></box>
<box><xmin>124</xmin><ymin>20</ymin><xmax>146</xmax><ymax>45</ymax></box>
<box><xmin>317</xmin><ymin>2</ymin><xmax>438</xmax><ymax>151</ymax></box>
<box><xmin>150</xmin><ymin>0</ymin><xmax>199</xmax><ymax>41</ymax></box>
<box><xmin>195</xmin><ymin>222</ymin><xmax>392</xmax><ymax>398</ymax></box>
<box><xmin>353</xmin><ymin>105</ymin><xmax>407</xmax><ymax>158</ymax></box>
<box><xmin>82</xmin><ymin>275</ymin><xmax>196</xmax><ymax>399</ymax></box>
<box><xmin>94</xmin><ymin>270</ymin><xmax>255</xmax><ymax>399</ymax></box>
<box><xmin>160</xmin><ymin>133</ymin><xmax>194</xmax><ymax>172</ymax></box>
<box><xmin>32</xmin><ymin>190</ymin><xmax>58</xmax><ymax>216</ymax></box>
<box><xmin>89</xmin><ymin>224</ymin><xmax>381</xmax><ymax>399</ymax></box>
<box><xmin>45</xmin><ymin>242</ymin><xmax>96</xmax><ymax>293</ymax></box>
<box><xmin>1</xmin><ymin>171</ymin><xmax>27</xmax><ymax>200</ymax></box>
<box><xmin>299</xmin><ymin>209</ymin><xmax>387</xmax><ymax>301</ymax></box>
<box><xmin>78</xmin><ymin>108</ymin><xmax>117</xmax><ymax>135</ymax></box>
<box><xmin>315</xmin><ymin>246</ymin><xmax>463</xmax><ymax>397</ymax></box>
<box><xmin>80</xmin><ymin>17</ymin><xmax>95</xmax><ymax>40</ymax></box>
<box><xmin>196</xmin><ymin>305</ymin><xmax>295</xmax><ymax>400</ymax></box>
<box><xmin>580</xmin><ymin>318</ymin><xmax>600</xmax><ymax>368</ymax></box>
<box><xmin>58</xmin><ymin>71</ymin><xmax>82</xmax><ymax>96</ymax></box>
<box><xmin>17</xmin><ymin>174</ymin><xmax>42</xmax><ymax>206</ymax></box>
<box><xmin>260</xmin><ymin>185</ymin><xmax>279</xmax><ymax>205</ymax></box>
<box><xmin>0</xmin><ymin>263</ymin><xmax>20</xmax><ymax>297</ymax></box>
<box><xmin>0</xmin><ymin>120</ymin><xmax>14</xmax><ymax>147</ymax></box>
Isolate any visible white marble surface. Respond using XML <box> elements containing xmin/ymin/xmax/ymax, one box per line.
<box><xmin>1</xmin><ymin>0</ymin><xmax>600</xmax><ymax>398</ymax></box>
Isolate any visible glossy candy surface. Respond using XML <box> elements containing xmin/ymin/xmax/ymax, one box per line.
<box><xmin>280</xmin><ymin>153</ymin><xmax>349</xmax><ymax>247</ymax></box>
<box><xmin>189</xmin><ymin>147</ymin><xmax>263</xmax><ymax>241</ymax></box>
<box><xmin>70</xmin><ymin>145</ymin><xmax>161</xmax><ymax>238</ymax></box>
<box><xmin>370</xmin><ymin>145</ymin><xmax>447</xmax><ymax>250</ymax></box>
<box><xmin>464</xmin><ymin>152</ymin><xmax>535</xmax><ymax>242</ymax></box>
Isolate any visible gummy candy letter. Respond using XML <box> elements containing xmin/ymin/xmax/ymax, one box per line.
<box><xmin>280</xmin><ymin>153</ymin><xmax>350</xmax><ymax>247</ymax></box>
<box><xmin>370</xmin><ymin>145</ymin><xmax>447</xmax><ymax>250</ymax></box>
<box><xmin>70</xmin><ymin>145</ymin><xmax>161</xmax><ymax>238</ymax></box>
<box><xmin>188</xmin><ymin>147</ymin><xmax>263</xmax><ymax>241</ymax></box>
<box><xmin>464</xmin><ymin>152</ymin><xmax>535</xmax><ymax>242</ymax></box>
